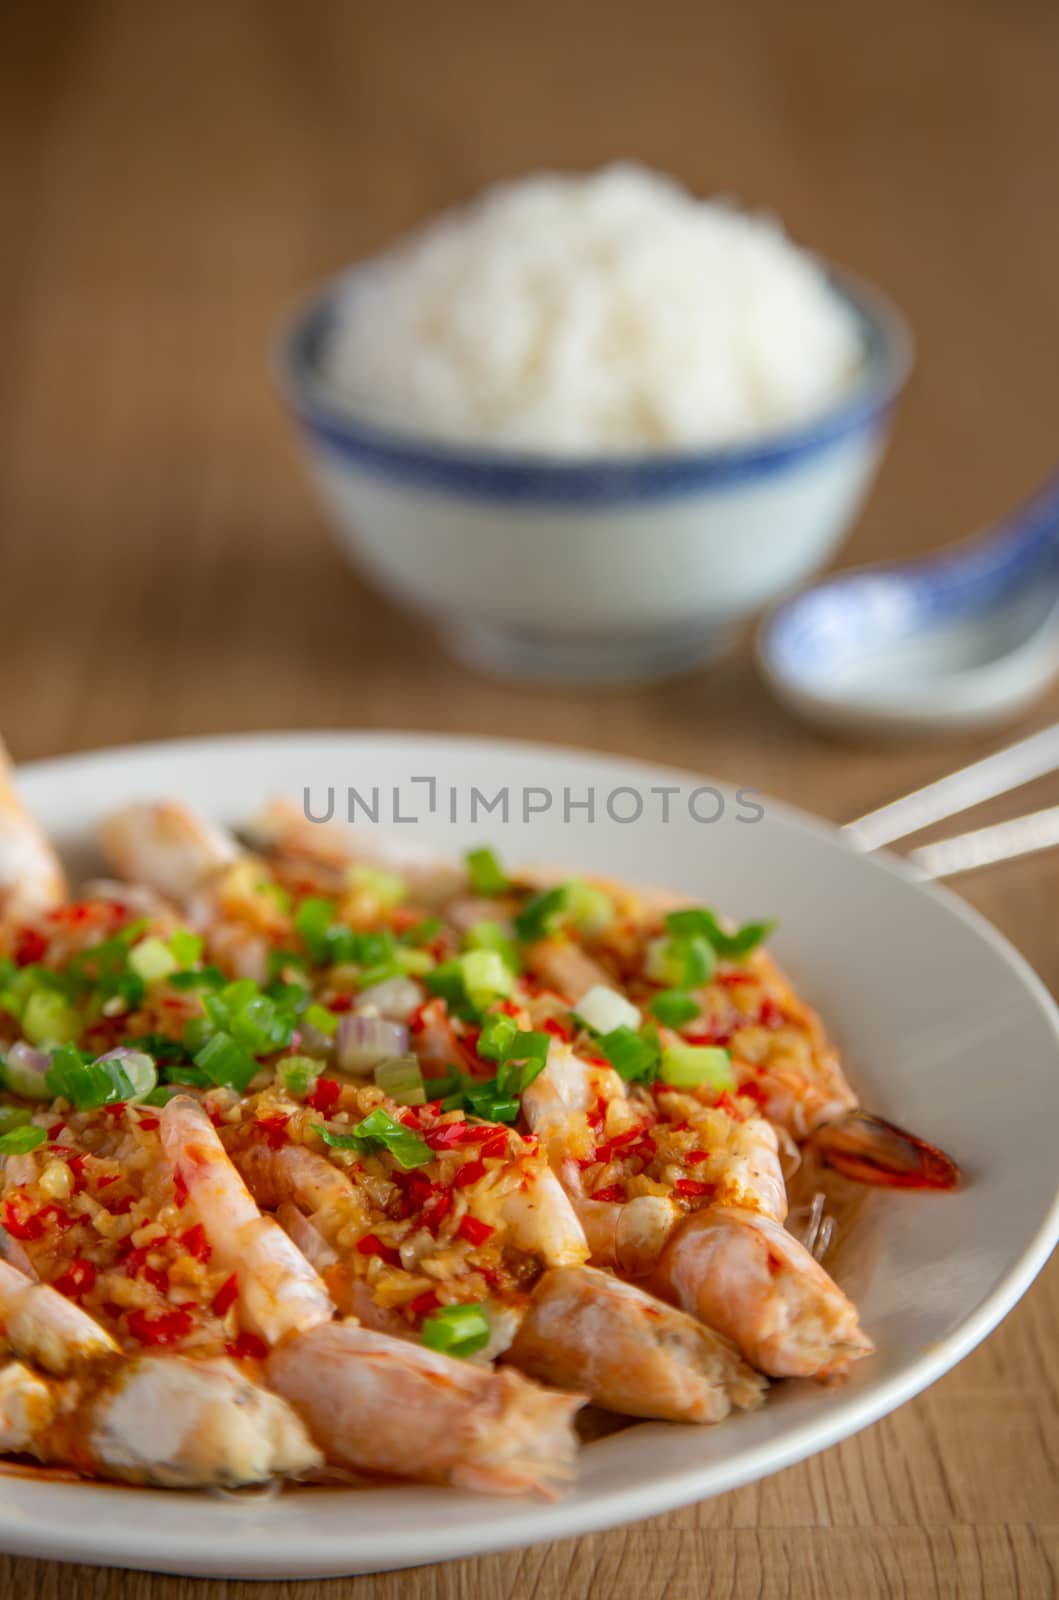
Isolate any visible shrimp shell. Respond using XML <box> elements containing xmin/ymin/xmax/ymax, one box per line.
<box><xmin>267</xmin><ymin>1321</ymin><xmax>583</xmax><ymax>1497</ymax></box>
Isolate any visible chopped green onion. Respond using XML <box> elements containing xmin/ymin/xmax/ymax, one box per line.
<box><xmin>424</xmin><ymin>961</ymin><xmax>477</xmax><ymax>1021</ymax></box>
<box><xmin>168</xmin><ymin>929</ymin><xmax>204</xmax><ymax>968</ymax></box>
<box><xmin>267</xmin><ymin>948</ymin><xmax>308</xmax><ymax>981</ymax></box>
<box><xmin>644</xmin><ymin>934</ymin><xmax>715</xmax><ymax>989</ymax></box>
<box><xmin>575</xmin><ymin>984</ymin><xmax>641</xmax><ymax>1036</ymax></box>
<box><xmin>128</xmin><ymin>936</ymin><xmax>179</xmax><ymax>984</ymax></box>
<box><xmin>117</xmin><ymin>1052</ymin><xmax>158</xmax><ymax>1100</ymax></box>
<box><xmin>466</xmin><ymin>847</ymin><xmax>509</xmax><ymax>897</ymax></box>
<box><xmin>599</xmin><ymin>1026</ymin><xmax>660</xmax><ymax>1084</ymax></box>
<box><xmin>193</xmin><ymin>1031</ymin><xmax>258</xmax><ymax>1093</ymax></box>
<box><xmin>477</xmin><ymin>1012</ymin><xmax>519</xmax><ymax>1062</ymax></box>
<box><xmin>420</xmin><ymin>1303</ymin><xmax>491</xmax><ymax>1358</ymax></box>
<box><xmin>181</xmin><ymin>1016</ymin><xmax>212</xmax><ymax>1054</ymax></box>
<box><xmin>317</xmin><ymin>1108</ymin><xmax>432</xmax><ymax>1169</ymax></box>
<box><xmin>199</xmin><ymin>979</ymin><xmax>296</xmax><ymax>1054</ymax></box>
<box><xmin>169</xmin><ymin>966</ymin><xmax>226</xmax><ymax>992</ymax></box>
<box><xmin>141</xmin><ymin>1084</ymin><xmax>184</xmax><ymax>1107</ymax></box>
<box><xmin>354</xmin><ymin>1107</ymin><xmax>432</xmax><ymax>1167</ymax></box>
<box><xmin>399</xmin><ymin>917</ymin><xmax>442</xmax><ymax>948</ymax></box>
<box><xmin>395</xmin><ymin>947</ymin><xmax>434</xmax><ymax>976</ymax></box>
<box><xmin>265</xmin><ymin>977</ymin><xmax>311</xmax><ymax>1013</ymax></box>
<box><xmin>276</xmin><ymin>1055</ymin><xmax>316</xmax><ymax>1098</ymax></box>
<box><xmin>46</xmin><ymin>1044</ymin><xmax>134</xmax><ymax>1110</ymax></box>
<box><xmin>458</xmin><ymin>950</ymin><xmax>514</xmax><ymax>1012</ymax></box>
<box><xmin>355</xmin><ymin>960</ymin><xmax>405</xmax><ymax>991</ymax></box>
<box><xmin>513</xmin><ymin>886</ymin><xmax>568</xmax><ymax>944</ymax></box>
<box><xmin>648</xmin><ymin>990</ymin><xmax>702</xmax><ymax>1028</ymax></box>
<box><xmin>494</xmin><ymin>1030</ymin><xmax>550</xmax><ymax>1096</ymax></box>
<box><xmin>0</xmin><ymin>1106</ymin><xmax>32</xmax><ymax>1133</ymax></box>
<box><xmin>565</xmin><ymin>879</ymin><xmax>614</xmax><ymax>936</ymax></box>
<box><xmin>464</xmin><ymin>1085</ymin><xmax>520</xmax><ymax>1123</ymax></box>
<box><xmin>1</xmin><ymin>965</ymin><xmax>70</xmax><ymax>1024</ymax></box>
<box><xmin>303</xmin><ymin>1003</ymin><xmax>339</xmax><ymax>1039</ymax></box>
<box><xmin>22</xmin><ymin>991</ymin><xmax>80</xmax><ymax>1047</ymax></box>
<box><xmin>0</xmin><ymin>1124</ymin><xmax>46</xmax><ymax>1154</ymax></box>
<box><xmin>353</xmin><ymin>930</ymin><xmax>398</xmax><ymax>967</ymax></box>
<box><xmin>658</xmin><ymin>1043</ymin><xmax>734</xmax><ymax>1091</ymax></box>
<box><xmin>131</xmin><ymin>1032</ymin><xmax>190</xmax><ymax>1066</ymax></box>
<box><xmin>347</xmin><ymin>862</ymin><xmax>407</xmax><ymax>906</ymax></box>
<box><xmin>293</xmin><ymin>897</ymin><xmax>338</xmax><ymax>964</ymax></box>
<box><xmin>161</xmin><ymin>1065</ymin><xmax>210</xmax><ymax>1089</ymax></box>
<box><xmin>663</xmin><ymin>908</ymin><xmax>775</xmax><ymax>959</ymax></box>
<box><xmin>374</xmin><ymin>1054</ymin><xmax>425</xmax><ymax>1106</ymax></box>
<box><xmin>464</xmin><ymin>921</ymin><xmax>520</xmax><ymax>973</ymax></box>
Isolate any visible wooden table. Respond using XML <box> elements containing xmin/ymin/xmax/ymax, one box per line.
<box><xmin>1</xmin><ymin>3</ymin><xmax>1057</xmax><ymax>1595</ymax></box>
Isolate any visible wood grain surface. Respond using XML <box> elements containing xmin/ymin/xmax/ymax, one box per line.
<box><xmin>1</xmin><ymin>3</ymin><xmax>1057</xmax><ymax>1596</ymax></box>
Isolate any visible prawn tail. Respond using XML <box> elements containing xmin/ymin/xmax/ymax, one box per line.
<box><xmin>810</xmin><ymin>1110</ymin><xmax>960</xmax><ymax>1191</ymax></box>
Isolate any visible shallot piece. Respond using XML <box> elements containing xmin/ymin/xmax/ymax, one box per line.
<box><xmin>335</xmin><ymin>1015</ymin><xmax>410</xmax><ymax>1074</ymax></box>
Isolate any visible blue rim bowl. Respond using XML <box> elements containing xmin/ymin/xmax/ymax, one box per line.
<box><xmin>274</xmin><ymin>263</ymin><xmax>913</xmax><ymax>507</ymax></box>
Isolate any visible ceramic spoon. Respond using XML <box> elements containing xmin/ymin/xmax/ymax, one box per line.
<box><xmin>757</xmin><ymin>471</ymin><xmax>1059</xmax><ymax>736</ymax></box>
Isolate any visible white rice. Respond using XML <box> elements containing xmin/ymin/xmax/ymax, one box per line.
<box><xmin>323</xmin><ymin>163</ymin><xmax>866</xmax><ymax>456</ymax></box>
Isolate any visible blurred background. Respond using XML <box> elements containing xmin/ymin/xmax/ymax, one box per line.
<box><xmin>3</xmin><ymin>1</ymin><xmax>1057</xmax><ymax>804</ymax></box>
<box><xmin>1</xmin><ymin>8</ymin><xmax>1058</xmax><ymax>1590</ymax></box>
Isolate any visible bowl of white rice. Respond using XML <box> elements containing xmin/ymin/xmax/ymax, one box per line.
<box><xmin>277</xmin><ymin>165</ymin><xmax>910</xmax><ymax>684</ymax></box>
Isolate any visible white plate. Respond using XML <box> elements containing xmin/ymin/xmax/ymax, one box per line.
<box><xmin>5</xmin><ymin>732</ymin><xmax>1058</xmax><ymax>1579</ymax></box>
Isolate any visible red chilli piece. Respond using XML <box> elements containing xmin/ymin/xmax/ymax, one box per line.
<box><xmin>13</xmin><ymin>927</ymin><xmax>47</xmax><ymax>966</ymax></box>
<box><xmin>36</xmin><ymin>1203</ymin><xmax>76</xmax><ymax>1234</ymax></box>
<box><xmin>685</xmin><ymin>1149</ymin><xmax>711</xmax><ymax>1166</ymax></box>
<box><xmin>328</xmin><ymin>994</ymin><xmax>354</xmax><ymax>1013</ymax></box>
<box><xmin>455</xmin><ymin>1123</ymin><xmax>498</xmax><ymax>1145</ymax></box>
<box><xmin>409</xmin><ymin>1289</ymin><xmax>440</xmax><ymax>1320</ymax></box>
<box><xmin>591</xmin><ymin>1185</ymin><xmax>627</xmax><ymax>1204</ymax></box>
<box><xmin>478</xmin><ymin>1129</ymin><xmax>509</xmax><ymax>1161</ymax></box>
<box><xmin>716</xmin><ymin>969</ymin><xmax>751</xmax><ymax>989</ymax></box>
<box><xmin>66</xmin><ymin>1153</ymin><xmax>89</xmax><ymax>1192</ymax></box>
<box><xmin>307</xmin><ymin>1077</ymin><xmax>342</xmax><ymax>1114</ymax></box>
<box><xmin>172</xmin><ymin>1168</ymin><xmax>189</xmax><ymax>1207</ymax></box>
<box><xmin>179</xmin><ymin>1223</ymin><xmax>212</xmax><ymax>1263</ymax></box>
<box><xmin>210</xmin><ymin>1273</ymin><xmax>240</xmax><ymax>1318</ymax></box>
<box><xmin>407</xmin><ymin>1002</ymin><xmax>430</xmax><ymax>1036</ymax></box>
<box><xmin>135</xmin><ymin>1114</ymin><xmax>160</xmax><ymax>1132</ymax></box>
<box><xmin>457</xmin><ymin>1215</ymin><xmax>494</xmax><ymax>1247</ymax></box>
<box><xmin>674</xmin><ymin>1177</ymin><xmax>714</xmax><ymax>1198</ymax></box>
<box><xmin>757</xmin><ymin>998</ymin><xmax>786</xmax><ymax>1030</ymax></box>
<box><xmin>454</xmin><ymin>1159</ymin><xmax>486</xmax><ymax>1189</ymax></box>
<box><xmin>52</xmin><ymin>1258</ymin><xmax>97</xmax><ymax>1299</ymax></box>
<box><xmin>126</xmin><ymin>1306</ymin><xmax>193</xmax><ymax>1347</ymax></box>
<box><xmin>422</xmin><ymin>1190</ymin><xmax>452</xmax><ymax>1233</ymax></box>
<box><xmin>542</xmin><ymin>1017</ymin><xmax>572</xmax><ymax>1041</ymax></box>
<box><xmin>424</xmin><ymin>1121</ymin><xmax>468</xmax><ymax>1152</ymax></box>
<box><xmin>355</xmin><ymin>1233</ymin><xmax>403</xmax><ymax>1268</ymax></box>
<box><xmin>225</xmin><ymin>1331</ymin><xmax>269</xmax><ymax>1361</ymax></box>
<box><xmin>256</xmin><ymin>1112</ymin><xmax>290</xmax><ymax>1150</ymax></box>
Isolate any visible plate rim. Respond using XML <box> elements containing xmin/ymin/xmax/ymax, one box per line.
<box><xmin>5</xmin><ymin>728</ymin><xmax>1058</xmax><ymax>1578</ymax></box>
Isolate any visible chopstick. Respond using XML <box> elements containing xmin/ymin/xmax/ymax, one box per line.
<box><xmin>904</xmin><ymin>803</ymin><xmax>1059</xmax><ymax>879</ymax></box>
<box><xmin>842</xmin><ymin>721</ymin><xmax>1059</xmax><ymax>851</ymax></box>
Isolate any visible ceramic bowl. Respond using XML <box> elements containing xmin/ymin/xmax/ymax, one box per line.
<box><xmin>277</xmin><ymin>269</ymin><xmax>911</xmax><ymax>685</ymax></box>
